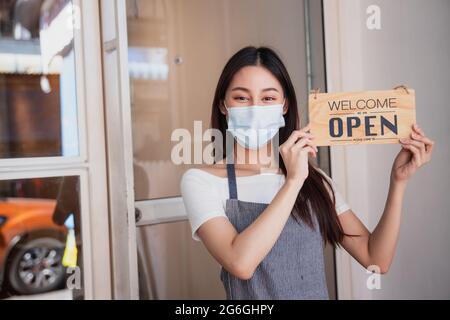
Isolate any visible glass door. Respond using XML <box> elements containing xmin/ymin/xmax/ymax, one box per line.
<box><xmin>0</xmin><ymin>0</ymin><xmax>111</xmax><ymax>299</ymax></box>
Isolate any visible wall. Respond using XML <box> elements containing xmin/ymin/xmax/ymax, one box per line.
<box><xmin>324</xmin><ymin>0</ymin><xmax>450</xmax><ymax>299</ymax></box>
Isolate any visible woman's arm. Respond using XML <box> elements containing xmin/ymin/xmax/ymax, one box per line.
<box><xmin>338</xmin><ymin>123</ymin><xmax>434</xmax><ymax>273</ymax></box>
<box><xmin>338</xmin><ymin>178</ymin><xmax>406</xmax><ymax>274</ymax></box>
<box><xmin>197</xmin><ymin>126</ymin><xmax>317</xmax><ymax>280</ymax></box>
<box><xmin>199</xmin><ymin>176</ymin><xmax>303</xmax><ymax>280</ymax></box>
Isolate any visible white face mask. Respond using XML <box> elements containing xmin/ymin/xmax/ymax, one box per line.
<box><xmin>224</xmin><ymin>99</ymin><xmax>286</xmax><ymax>150</ymax></box>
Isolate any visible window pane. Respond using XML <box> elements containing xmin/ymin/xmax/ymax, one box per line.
<box><xmin>0</xmin><ymin>0</ymin><xmax>79</xmax><ymax>158</ymax></box>
<box><xmin>0</xmin><ymin>176</ymin><xmax>83</xmax><ymax>300</ymax></box>
<box><xmin>126</xmin><ymin>0</ymin><xmax>309</xmax><ymax>201</ymax></box>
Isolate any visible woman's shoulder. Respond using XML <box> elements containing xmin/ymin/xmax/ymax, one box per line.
<box><xmin>180</xmin><ymin>165</ymin><xmax>226</xmax><ymax>187</ymax></box>
<box><xmin>180</xmin><ymin>166</ymin><xmax>227</xmax><ymax>201</ymax></box>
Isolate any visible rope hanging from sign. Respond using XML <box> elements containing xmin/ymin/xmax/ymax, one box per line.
<box><xmin>393</xmin><ymin>84</ymin><xmax>410</xmax><ymax>94</ymax></box>
<box><xmin>311</xmin><ymin>88</ymin><xmax>321</xmax><ymax>99</ymax></box>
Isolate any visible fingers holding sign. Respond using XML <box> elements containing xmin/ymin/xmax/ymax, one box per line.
<box><xmin>280</xmin><ymin>123</ymin><xmax>318</xmax><ymax>185</ymax></box>
<box><xmin>399</xmin><ymin>123</ymin><xmax>435</xmax><ymax>166</ymax></box>
<box><xmin>393</xmin><ymin>123</ymin><xmax>435</xmax><ymax>182</ymax></box>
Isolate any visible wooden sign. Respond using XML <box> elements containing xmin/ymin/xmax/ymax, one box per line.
<box><xmin>308</xmin><ymin>88</ymin><xmax>416</xmax><ymax>146</ymax></box>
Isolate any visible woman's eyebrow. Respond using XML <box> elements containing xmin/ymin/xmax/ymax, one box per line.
<box><xmin>230</xmin><ymin>87</ymin><xmax>250</xmax><ymax>92</ymax></box>
<box><xmin>230</xmin><ymin>87</ymin><xmax>279</xmax><ymax>93</ymax></box>
<box><xmin>261</xmin><ymin>88</ymin><xmax>279</xmax><ymax>93</ymax></box>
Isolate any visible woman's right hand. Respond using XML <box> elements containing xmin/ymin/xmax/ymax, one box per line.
<box><xmin>279</xmin><ymin>124</ymin><xmax>318</xmax><ymax>185</ymax></box>
<box><xmin>192</xmin><ymin>125</ymin><xmax>317</xmax><ymax>281</ymax></box>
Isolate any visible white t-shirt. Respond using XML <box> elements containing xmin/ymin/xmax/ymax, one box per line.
<box><xmin>180</xmin><ymin>167</ymin><xmax>351</xmax><ymax>242</ymax></box>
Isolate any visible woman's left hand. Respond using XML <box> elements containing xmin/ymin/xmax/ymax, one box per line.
<box><xmin>391</xmin><ymin>123</ymin><xmax>435</xmax><ymax>183</ymax></box>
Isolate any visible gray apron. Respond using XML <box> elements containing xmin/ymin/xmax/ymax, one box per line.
<box><xmin>220</xmin><ymin>163</ymin><xmax>330</xmax><ymax>300</ymax></box>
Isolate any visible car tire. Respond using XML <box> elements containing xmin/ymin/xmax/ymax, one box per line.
<box><xmin>7</xmin><ymin>237</ymin><xmax>67</xmax><ymax>295</ymax></box>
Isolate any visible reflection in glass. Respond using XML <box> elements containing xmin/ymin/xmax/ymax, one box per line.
<box><xmin>0</xmin><ymin>176</ymin><xmax>83</xmax><ymax>300</ymax></box>
<box><xmin>0</xmin><ymin>0</ymin><xmax>79</xmax><ymax>158</ymax></box>
<box><xmin>127</xmin><ymin>0</ymin><xmax>192</xmax><ymax>201</ymax></box>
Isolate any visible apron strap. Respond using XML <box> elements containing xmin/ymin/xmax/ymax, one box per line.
<box><xmin>226</xmin><ymin>163</ymin><xmax>238</xmax><ymax>199</ymax></box>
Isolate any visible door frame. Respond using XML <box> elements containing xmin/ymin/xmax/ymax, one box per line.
<box><xmin>322</xmin><ymin>0</ymin><xmax>369</xmax><ymax>300</ymax></box>
<box><xmin>99</xmin><ymin>0</ymin><xmax>351</xmax><ymax>300</ymax></box>
<box><xmin>99</xmin><ymin>0</ymin><xmax>139</xmax><ymax>299</ymax></box>
<box><xmin>322</xmin><ymin>0</ymin><xmax>353</xmax><ymax>300</ymax></box>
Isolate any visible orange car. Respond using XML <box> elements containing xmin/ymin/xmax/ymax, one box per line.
<box><xmin>0</xmin><ymin>197</ymin><xmax>68</xmax><ymax>295</ymax></box>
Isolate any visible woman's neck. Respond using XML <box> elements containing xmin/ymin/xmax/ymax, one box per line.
<box><xmin>232</xmin><ymin>141</ymin><xmax>281</xmax><ymax>174</ymax></box>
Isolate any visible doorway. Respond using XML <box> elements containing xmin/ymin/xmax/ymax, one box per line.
<box><xmin>101</xmin><ymin>0</ymin><xmax>335</xmax><ymax>299</ymax></box>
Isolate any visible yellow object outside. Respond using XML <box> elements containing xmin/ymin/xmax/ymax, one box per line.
<box><xmin>62</xmin><ymin>229</ymin><xmax>77</xmax><ymax>268</ymax></box>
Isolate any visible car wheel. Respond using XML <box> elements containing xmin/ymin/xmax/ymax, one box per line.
<box><xmin>7</xmin><ymin>237</ymin><xmax>67</xmax><ymax>295</ymax></box>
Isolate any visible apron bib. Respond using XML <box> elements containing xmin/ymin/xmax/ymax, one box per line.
<box><xmin>220</xmin><ymin>163</ymin><xmax>330</xmax><ymax>300</ymax></box>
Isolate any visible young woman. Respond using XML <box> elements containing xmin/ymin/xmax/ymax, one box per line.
<box><xmin>180</xmin><ymin>46</ymin><xmax>434</xmax><ymax>300</ymax></box>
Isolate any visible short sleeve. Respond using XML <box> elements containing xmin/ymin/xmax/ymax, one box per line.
<box><xmin>180</xmin><ymin>169</ymin><xmax>228</xmax><ymax>241</ymax></box>
<box><xmin>315</xmin><ymin>167</ymin><xmax>351</xmax><ymax>215</ymax></box>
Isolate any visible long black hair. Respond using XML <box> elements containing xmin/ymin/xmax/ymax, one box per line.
<box><xmin>210</xmin><ymin>46</ymin><xmax>351</xmax><ymax>248</ymax></box>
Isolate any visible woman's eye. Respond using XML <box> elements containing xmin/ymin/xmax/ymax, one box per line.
<box><xmin>234</xmin><ymin>96</ymin><xmax>248</xmax><ymax>101</ymax></box>
<box><xmin>263</xmin><ymin>97</ymin><xmax>276</xmax><ymax>101</ymax></box>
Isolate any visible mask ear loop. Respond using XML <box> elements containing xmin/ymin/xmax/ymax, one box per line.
<box><xmin>223</xmin><ymin>100</ymin><xmax>229</xmax><ymax>114</ymax></box>
<box><xmin>281</xmin><ymin>98</ymin><xmax>287</xmax><ymax>113</ymax></box>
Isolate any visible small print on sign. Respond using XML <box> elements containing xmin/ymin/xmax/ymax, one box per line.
<box><xmin>308</xmin><ymin>89</ymin><xmax>416</xmax><ymax>146</ymax></box>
